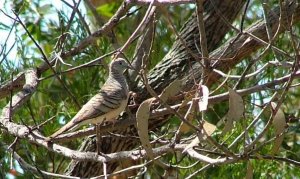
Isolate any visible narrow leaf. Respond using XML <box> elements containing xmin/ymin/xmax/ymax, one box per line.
<box><xmin>203</xmin><ymin>121</ymin><xmax>216</xmax><ymax>136</ymax></box>
<box><xmin>159</xmin><ymin>79</ymin><xmax>183</xmax><ymax>103</ymax></box>
<box><xmin>222</xmin><ymin>88</ymin><xmax>244</xmax><ymax>134</ymax></box>
<box><xmin>177</xmin><ymin>92</ymin><xmax>195</xmax><ymax>134</ymax></box>
<box><xmin>136</xmin><ymin>98</ymin><xmax>155</xmax><ymax>160</ymax></box>
<box><xmin>270</xmin><ymin>102</ymin><xmax>286</xmax><ymax>155</ymax></box>
<box><xmin>198</xmin><ymin>121</ymin><xmax>217</xmax><ymax>140</ymax></box>
<box><xmin>179</xmin><ymin>100</ymin><xmax>196</xmax><ymax>134</ymax></box>
<box><xmin>183</xmin><ymin>121</ymin><xmax>216</xmax><ymax>152</ymax></box>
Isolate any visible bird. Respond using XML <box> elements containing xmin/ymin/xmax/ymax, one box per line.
<box><xmin>46</xmin><ymin>58</ymin><xmax>132</xmax><ymax>141</ymax></box>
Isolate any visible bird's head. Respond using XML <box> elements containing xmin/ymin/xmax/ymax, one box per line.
<box><xmin>110</xmin><ymin>58</ymin><xmax>133</xmax><ymax>72</ymax></box>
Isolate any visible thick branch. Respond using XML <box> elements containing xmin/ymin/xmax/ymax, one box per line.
<box><xmin>0</xmin><ymin>2</ymin><xmax>130</xmax><ymax>99</ymax></box>
<box><xmin>67</xmin><ymin>0</ymin><xmax>247</xmax><ymax>176</ymax></box>
<box><xmin>0</xmin><ymin>72</ymin><xmax>25</xmax><ymax>99</ymax></box>
<box><xmin>192</xmin><ymin>1</ymin><xmax>300</xmax><ymax>87</ymax></box>
<box><xmin>136</xmin><ymin>0</ymin><xmax>246</xmax><ymax>100</ymax></box>
<box><xmin>0</xmin><ymin>69</ymin><xmax>38</xmax><ymax>136</ymax></box>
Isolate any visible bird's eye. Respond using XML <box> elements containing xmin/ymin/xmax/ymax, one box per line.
<box><xmin>119</xmin><ymin>62</ymin><xmax>122</xmax><ymax>65</ymax></box>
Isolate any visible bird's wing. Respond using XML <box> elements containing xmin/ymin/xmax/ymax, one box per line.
<box><xmin>46</xmin><ymin>83</ymin><xmax>128</xmax><ymax>140</ymax></box>
<box><xmin>72</xmin><ymin>83</ymin><xmax>128</xmax><ymax>124</ymax></box>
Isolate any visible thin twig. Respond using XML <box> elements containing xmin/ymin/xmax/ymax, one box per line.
<box><xmin>7</xmin><ymin>146</ymin><xmax>78</xmax><ymax>179</ymax></box>
<box><xmin>39</xmin><ymin>50</ymin><xmax>116</xmax><ymax>81</ymax></box>
<box><xmin>13</xmin><ymin>11</ymin><xmax>81</xmax><ymax>108</ymax></box>
<box><xmin>116</xmin><ymin>0</ymin><xmax>156</xmax><ymax>58</ymax></box>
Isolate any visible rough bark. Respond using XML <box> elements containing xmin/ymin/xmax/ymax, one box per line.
<box><xmin>137</xmin><ymin>0</ymin><xmax>247</xmax><ymax>99</ymax></box>
<box><xmin>0</xmin><ymin>0</ymin><xmax>299</xmax><ymax>177</ymax></box>
<box><xmin>65</xmin><ymin>0</ymin><xmax>246</xmax><ymax>177</ymax></box>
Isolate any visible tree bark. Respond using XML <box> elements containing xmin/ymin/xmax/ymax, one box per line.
<box><xmin>65</xmin><ymin>0</ymin><xmax>247</xmax><ymax>177</ymax></box>
<box><xmin>137</xmin><ymin>0</ymin><xmax>246</xmax><ymax>99</ymax></box>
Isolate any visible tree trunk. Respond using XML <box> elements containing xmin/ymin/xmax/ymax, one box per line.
<box><xmin>65</xmin><ymin>0</ymin><xmax>246</xmax><ymax>177</ymax></box>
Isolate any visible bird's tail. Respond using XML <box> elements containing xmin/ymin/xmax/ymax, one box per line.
<box><xmin>45</xmin><ymin>120</ymin><xmax>78</xmax><ymax>141</ymax></box>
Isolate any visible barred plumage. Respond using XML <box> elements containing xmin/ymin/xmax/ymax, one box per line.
<box><xmin>46</xmin><ymin>58</ymin><xmax>132</xmax><ymax>141</ymax></box>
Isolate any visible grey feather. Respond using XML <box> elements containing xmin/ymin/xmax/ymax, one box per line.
<box><xmin>46</xmin><ymin>58</ymin><xmax>132</xmax><ymax>141</ymax></box>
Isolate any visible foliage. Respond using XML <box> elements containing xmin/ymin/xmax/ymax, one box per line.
<box><xmin>0</xmin><ymin>0</ymin><xmax>300</xmax><ymax>178</ymax></box>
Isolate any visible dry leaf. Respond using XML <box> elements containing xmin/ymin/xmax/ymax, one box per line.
<box><xmin>159</xmin><ymin>79</ymin><xmax>183</xmax><ymax>103</ymax></box>
<box><xmin>183</xmin><ymin>121</ymin><xmax>216</xmax><ymax>152</ymax></box>
<box><xmin>270</xmin><ymin>102</ymin><xmax>286</xmax><ymax>155</ymax></box>
<box><xmin>222</xmin><ymin>88</ymin><xmax>244</xmax><ymax>134</ymax></box>
<box><xmin>199</xmin><ymin>121</ymin><xmax>217</xmax><ymax>140</ymax></box>
<box><xmin>178</xmin><ymin>100</ymin><xmax>196</xmax><ymax>134</ymax></box>
<box><xmin>198</xmin><ymin>85</ymin><xmax>209</xmax><ymax>111</ymax></box>
<box><xmin>136</xmin><ymin>98</ymin><xmax>155</xmax><ymax>160</ymax></box>
<box><xmin>177</xmin><ymin>91</ymin><xmax>195</xmax><ymax>134</ymax></box>
<box><xmin>203</xmin><ymin>121</ymin><xmax>216</xmax><ymax>136</ymax></box>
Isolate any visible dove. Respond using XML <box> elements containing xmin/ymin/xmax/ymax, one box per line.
<box><xmin>46</xmin><ymin>58</ymin><xmax>132</xmax><ymax>141</ymax></box>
